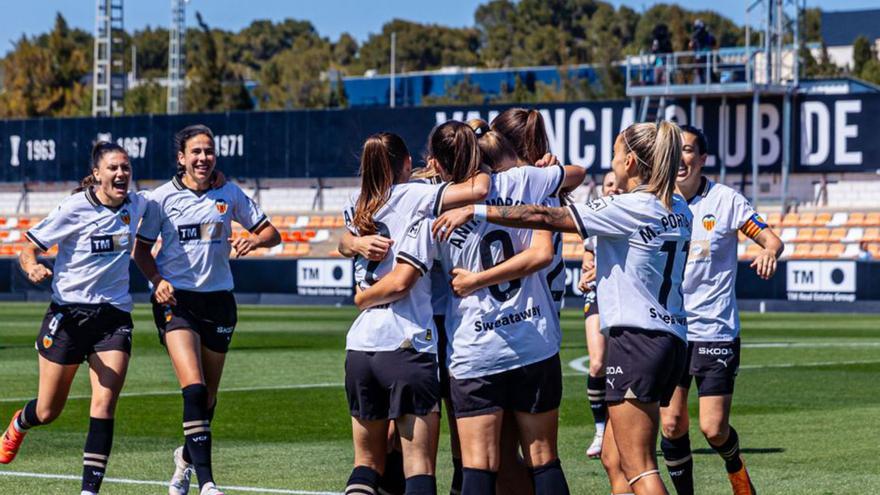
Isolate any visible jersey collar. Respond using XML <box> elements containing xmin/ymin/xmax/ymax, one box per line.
<box><xmin>687</xmin><ymin>176</ymin><xmax>711</xmax><ymax>204</ymax></box>
<box><xmin>86</xmin><ymin>187</ymin><xmax>130</xmax><ymax>212</ymax></box>
<box><xmin>172</xmin><ymin>173</ymin><xmax>214</xmax><ymax>196</ymax></box>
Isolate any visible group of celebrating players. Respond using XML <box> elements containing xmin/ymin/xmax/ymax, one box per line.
<box><xmin>0</xmin><ymin>109</ymin><xmax>783</xmax><ymax>495</ymax></box>
<box><xmin>339</xmin><ymin>109</ymin><xmax>782</xmax><ymax>495</ymax></box>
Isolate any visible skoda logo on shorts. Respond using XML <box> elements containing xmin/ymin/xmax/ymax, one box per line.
<box><xmin>216</xmin><ymin>326</ymin><xmax>234</xmax><ymax>334</ymax></box>
<box><xmin>698</xmin><ymin>347</ymin><xmax>733</xmax><ymax>356</ymax></box>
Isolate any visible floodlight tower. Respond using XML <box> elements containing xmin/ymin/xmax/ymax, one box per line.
<box><xmin>167</xmin><ymin>0</ymin><xmax>189</xmax><ymax>114</ymax></box>
<box><xmin>92</xmin><ymin>0</ymin><xmax>125</xmax><ymax>116</ymax></box>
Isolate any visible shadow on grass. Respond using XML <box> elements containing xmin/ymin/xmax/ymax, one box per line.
<box><xmin>693</xmin><ymin>447</ymin><xmax>785</xmax><ymax>455</ymax></box>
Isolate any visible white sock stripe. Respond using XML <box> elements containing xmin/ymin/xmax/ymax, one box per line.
<box><xmin>83</xmin><ymin>460</ymin><xmax>107</xmax><ymax>468</ymax></box>
<box><xmin>345</xmin><ymin>484</ymin><xmax>375</xmax><ymax>495</ymax></box>
<box><xmin>720</xmin><ymin>444</ymin><xmax>740</xmax><ymax>457</ymax></box>
<box><xmin>664</xmin><ymin>455</ymin><xmax>692</xmax><ymax>467</ymax></box>
<box><xmin>182</xmin><ymin>419</ymin><xmax>210</xmax><ymax>428</ymax></box>
<box><xmin>627</xmin><ymin>469</ymin><xmax>660</xmax><ymax>486</ymax></box>
<box><xmin>184</xmin><ymin>426</ymin><xmax>211</xmax><ymax>435</ymax></box>
<box><xmin>83</xmin><ymin>453</ymin><xmax>109</xmax><ymax>461</ymax></box>
<box><xmin>587</xmin><ymin>388</ymin><xmax>605</xmax><ymax>394</ymax></box>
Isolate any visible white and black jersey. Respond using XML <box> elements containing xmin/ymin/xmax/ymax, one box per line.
<box><xmin>343</xmin><ymin>183</ymin><xmax>445</xmax><ymax>353</ymax></box>
<box><xmin>567</xmin><ymin>190</ymin><xmax>693</xmax><ymax>341</ymax></box>
<box><xmin>137</xmin><ymin>176</ymin><xmax>268</xmax><ymax>292</ymax></box>
<box><xmin>440</xmin><ymin>165</ymin><xmax>565</xmax><ymax>379</ymax></box>
<box><xmin>26</xmin><ymin>188</ymin><xmax>148</xmax><ymax>312</ymax></box>
<box><xmin>541</xmin><ymin>194</ymin><xmax>566</xmax><ymax>313</ymax></box>
<box><xmin>684</xmin><ymin>178</ymin><xmax>766</xmax><ymax>342</ymax></box>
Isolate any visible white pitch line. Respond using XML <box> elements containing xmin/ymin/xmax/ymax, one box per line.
<box><xmin>564</xmin><ymin>355</ymin><xmax>880</xmax><ymax>376</ymax></box>
<box><xmin>0</xmin><ymin>470</ymin><xmax>342</xmax><ymax>494</ymax></box>
<box><xmin>0</xmin><ymin>382</ymin><xmax>343</xmax><ymax>404</ymax></box>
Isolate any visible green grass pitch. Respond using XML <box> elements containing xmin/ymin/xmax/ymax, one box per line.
<box><xmin>0</xmin><ymin>302</ymin><xmax>878</xmax><ymax>494</ymax></box>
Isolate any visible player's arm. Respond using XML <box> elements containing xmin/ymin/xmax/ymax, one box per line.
<box><xmin>748</xmin><ymin>228</ymin><xmax>783</xmax><ymax>280</ymax></box>
<box><xmin>132</xmin><ymin>239</ymin><xmax>177</xmax><ymax>306</ymax></box>
<box><xmin>578</xmin><ymin>248</ymin><xmax>595</xmax><ymax>293</ymax></box>
<box><xmin>433</xmin><ymin>204</ymin><xmax>578</xmax><ymax>240</ymax></box>
<box><xmin>354</xmin><ymin>262</ymin><xmax>422</xmax><ymax>310</ymax></box>
<box><xmin>230</xmin><ymin>221</ymin><xmax>281</xmax><ymax>258</ymax></box>
<box><xmin>449</xmin><ymin>230</ymin><xmax>554</xmax><ymax>297</ymax></box>
<box><xmin>561</xmin><ymin>165</ymin><xmax>586</xmax><ymax>191</ymax></box>
<box><xmin>436</xmin><ymin>172</ymin><xmax>490</xmax><ymax>213</ymax></box>
<box><xmin>337</xmin><ymin>230</ymin><xmax>393</xmax><ymax>261</ymax></box>
<box><xmin>18</xmin><ymin>242</ymin><xmax>52</xmax><ymax>284</ymax></box>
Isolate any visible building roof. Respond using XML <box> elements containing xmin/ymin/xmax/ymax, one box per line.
<box><xmin>821</xmin><ymin>9</ymin><xmax>880</xmax><ymax>47</ymax></box>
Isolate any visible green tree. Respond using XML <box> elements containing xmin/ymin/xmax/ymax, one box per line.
<box><xmin>422</xmin><ymin>77</ymin><xmax>487</xmax><ymax>106</ymax></box>
<box><xmin>359</xmin><ymin>19</ymin><xmax>480</xmax><ymax>73</ymax></box>
<box><xmin>254</xmin><ymin>34</ymin><xmax>333</xmax><ymax>109</ymax></box>
<box><xmin>860</xmin><ymin>59</ymin><xmax>880</xmax><ymax>85</ymax></box>
<box><xmin>124</xmin><ymin>81</ymin><xmax>166</xmax><ymax>114</ymax></box>
<box><xmin>853</xmin><ymin>36</ymin><xmax>873</xmax><ymax>75</ymax></box>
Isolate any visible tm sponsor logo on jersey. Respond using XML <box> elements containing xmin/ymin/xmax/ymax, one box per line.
<box><xmin>638</xmin><ymin>212</ymin><xmax>690</xmax><ymax>243</ymax></box>
<box><xmin>177</xmin><ymin>222</ymin><xmax>223</xmax><ymax>243</ymax></box>
<box><xmin>648</xmin><ymin>307</ymin><xmax>687</xmax><ymax>326</ymax></box>
<box><xmin>474</xmin><ymin>304</ymin><xmax>542</xmax><ymax>332</ymax></box>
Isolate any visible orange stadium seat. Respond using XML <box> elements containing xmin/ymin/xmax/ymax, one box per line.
<box><xmin>865</xmin><ymin>212</ymin><xmax>880</xmax><ymax>227</ymax></box>
<box><xmin>280</xmin><ymin>231</ymin><xmax>296</xmax><ymax>243</ymax></box>
<box><xmin>765</xmin><ymin>212</ymin><xmax>782</xmax><ymax>228</ymax></box>
<box><xmin>829</xmin><ymin>228</ymin><xmax>847</xmax><ymax>242</ymax></box>
<box><xmin>864</xmin><ymin>228</ymin><xmax>880</xmax><ymax>242</ymax></box>
<box><xmin>813</xmin><ymin>228</ymin><xmax>830</xmax><ymax>242</ymax></box>
<box><xmin>810</xmin><ymin>243</ymin><xmax>829</xmax><ymax>259</ymax></box>
<box><xmin>270</xmin><ymin>215</ymin><xmax>284</xmax><ymax>227</ymax></box>
<box><xmin>780</xmin><ymin>212</ymin><xmax>800</xmax><ymax>227</ymax></box>
<box><xmin>816</xmin><ymin>212</ymin><xmax>832</xmax><ymax>226</ymax></box>
<box><xmin>283</xmin><ymin>216</ymin><xmax>298</xmax><ymax>228</ymax></box>
<box><xmin>790</xmin><ymin>244</ymin><xmax>812</xmax><ymax>259</ymax></box>
<box><xmin>332</xmin><ymin>216</ymin><xmax>346</xmax><ymax>228</ymax></box>
<box><xmin>796</xmin><ymin>212</ymin><xmax>816</xmax><ymax>227</ymax></box>
<box><xmin>870</xmin><ymin>243</ymin><xmax>880</xmax><ymax>258</ymax></box>
<box><xmin>827</xmin><ymin>243</ymin><xmax>845</xmax><ymax>259</ymax></box>
<box><xmin>845</xmin><ymin>212</ymin><xmax>866</xmax><ymax>227</ymax></box>
<box><xmin>295</xmin><ymin>244</ymin><xmax>311</xmax><ymax>256</ymax></box>
<box><xmin>794</xmin><ymin>228</ymin><xmax>814</xmax><ymax>243</ymax></box>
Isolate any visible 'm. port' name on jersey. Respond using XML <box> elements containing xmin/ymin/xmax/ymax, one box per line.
<box><xmin>637</xmin><ymin>212</ymin><xmax>690</xmax><ymax>243</ymax></box>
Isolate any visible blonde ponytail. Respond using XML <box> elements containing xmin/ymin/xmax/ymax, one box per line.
<box><xmin>620</xmin><ymin>121</ymin><xmax>683</xmax><ymax>209</ymax></box>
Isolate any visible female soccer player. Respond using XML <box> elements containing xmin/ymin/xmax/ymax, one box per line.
<box><xmin>0</xmin><ymin>142</ymin><xmax>147</xmax><ymax>495</ymax></box>
<box><xmin>340</xmin><ymin>129</ymin><xmax>494</xmax><ymax>495</ymax></box>
<box><xmin>427</xmin><ymin>121</ymin><xmax>585</xmax><ymax>495</ymax></box>
<box><xmin>436</xmin><ymin>121</ymin><xmax>692</xmax><ymax>495</ymax></box>
<box><xmin>133</xmin><ymin>124</ymin><xmax>281</xmax><ymax>495</ymax></box>
<box><xmin>659</xmin><ymin>125</ymin><xmax>783</xmax><ymax>495</ymax></box>
<box><xmin>578</xmin><ymin>170</ymin><xmax>618</xmax><ymax>460</ymax></box>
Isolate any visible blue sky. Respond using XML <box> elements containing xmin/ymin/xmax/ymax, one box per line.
<box><xmin>1</xmin><ymin>0</ymin><xmax>878</xmax><ymax>55</ymax></box>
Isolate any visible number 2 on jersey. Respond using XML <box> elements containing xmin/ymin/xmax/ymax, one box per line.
<box><xmin>658</xmin><ymin>240</ymin><xmax>690</xmax><ymax>310</ymax></box>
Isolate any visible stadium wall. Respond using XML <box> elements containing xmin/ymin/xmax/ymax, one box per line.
<box><xmin>0</xmin><ymin>259</ymin><xmax>876</xmax><ymax>312</ymax></box>
<box><xmin>0</xmin><ymin>94</ymin><xmax>878</xmax><ymax>182</ymax></box>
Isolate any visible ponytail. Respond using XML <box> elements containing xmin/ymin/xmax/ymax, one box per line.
<box><xmin>468</xmin><ymin>118</ymin><xmax>518</xmax><ymax>172</ymax></box>
<box><xmin>428</xmin><ymin>121</ymin><xmax>481</xmax><ymax>183</ymax></box>
<box><xmin>620</xmin><ymin>121</ymin><xmax>682</xmax><ymax>209</ymax></box>
<box><xmin>74</xmin><ymin>141</ymin><xmax>127</xmax><ymax>194</ymax></box>
<box><xmin>490</xmin><ymin>108</ymin><xmax>549</xmax><ymax>164</ymax></box>
<box><xmin>353</xmin><ymin>133</ymin><xmax>410</xmax><ymax>235</ymax></box>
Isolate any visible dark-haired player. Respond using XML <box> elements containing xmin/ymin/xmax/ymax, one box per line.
<box><xmin>0</xmin><ymin>142</ymin><xmax>147</xmax><ymax>495</ymax></box>
<box><xmin>659</xmin><ymin>125</ymin><xmax>783</xmax><ymax>495</ymax></box>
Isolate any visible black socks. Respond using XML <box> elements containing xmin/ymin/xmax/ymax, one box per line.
<box><xmin>81</xmin><ymin>417</ymin><xmax>114</xmax><ymax>494</ymax></box>
<box><xmin>15</xmin><ymin>399</ymin><xmax>42</xmax><ymax>431</ymax></box>
<box><xmin>182</xmin><ymin>384</ymin><xmax>213</xmax><ymax>489</ymax></box>
<box><xmin>661</xmin><ymin>433</ymin><xmax>694</xmax><ymax>495</ymax></box>
<box><xmin>587</xmin><ymin>375</ymin><xmax>608</xmax><ymax>425</ymax></box>
<box><xmin>531</xmin><ymin>458</ymin><xmax>570</xmax><ymax>495</ymax></box>
<box><xmin>405</xmin><ymin>474</ymin><xmax>437</xmax><ymax>495</ymax></box>
<box><xmin>346</xmin><ymin>465</ymin><xmax>380</xmax><ymax>494</ymax></box>
<box><xmin>461</xmin><ymin>467</ymin><xmax>496</xmax><ymax>495</ymax></box>
<box><xmin>710</xmin><ymin>426</ymin><xmax>743</xmax><ymax>473</ymax></box>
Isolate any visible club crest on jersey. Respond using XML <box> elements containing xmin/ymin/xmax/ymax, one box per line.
<box><xmin>702</xmin><ymin>214</ymin><xmax>717</xmax><ymax>231</ymax></box>
<box><xmin>215</xmin><ymin>199</ymin><xmax>228</xmax><ymax>215</ymax></box>
<box><xmin>119</xmin><ymin>209</ymin><xmax>131</xmax><ymax>225</ymax></box>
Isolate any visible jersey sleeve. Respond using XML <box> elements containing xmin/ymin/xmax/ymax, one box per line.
<box><xmin>566</xmin><ymin>197</ymin><xmax>641</xmax><ymax>239</ymax></box>
<box><xmin>522</xmin><ymin>165</ymin><xmax>565</xmax><ymax>202</ymax></box>
<box><xmin>342</xmin><ymin>194</ymin><xmax>358</xmax><ymax>235</ymax></box>
<box><xmin>395</xmin><ymin>218</ymin><xmax>435</xmax><ymax>277</ymax></box>
<box><xmin>730</xmin><ymin>192</ymin><xmax>766</xmax><ymax>240</ymax></box>
<box><xmin>136</xmin><ymin>192</ymin><xmax>162</xmax><ymax>244</ymax></box>
<box><xmin>232</xmin><ymin>185</ymin><xmax>269</xmax><ymax>233</ymax></box>
<box><xmin>25</xmin><ymin>199</ymin><xmax>80</xmax><ymax>251</ymax></box>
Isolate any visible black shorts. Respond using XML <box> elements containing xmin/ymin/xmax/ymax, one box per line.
<box><xmin>605</xmin><ymin>328</ymin><xmax>687</xmax><ymax>407</ymax></box>
<box><xmin>345</xmin><ymin>348</ymin><xmax>440</xmax><ymax>420</ymax></box>
<box><xmin>677</xmin><ymin>339</ymin><xmax>741</xmax><ymax>396</ymax></box>
<box><xmin>449</xmin><ymin>354</ymin><xmax>562</xmax><ymax>418</ymax></box>
<box><xmin>152</xmin><ymin>290</ymin><xmax>237</xmax><ymax>353</ymax></box>
<box><xmin>434</xmin><ymin>315</ymin><xmax>451</xmax><ymax>400</ymax></box>
<box><xmin>584</xmin><ymin>289</ymin><xmax>599</xmax><ymax>318</ymax></box>
<box><xmin>37</xmin><ymin>303</ymin><xmax>133</xmax><ymax>365</ymax></box>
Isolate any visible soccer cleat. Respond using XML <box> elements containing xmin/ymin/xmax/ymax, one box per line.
<box><xmin>169</xmin><ymin>446</ymin><xmax>194</xmax><ymax>495</ymax></box>
<box><xmin>586</xmin><ymin>427</ymin><xmax>604</xmax><ymax>459</ymax></box>
<box><xmin>0</xmin><ymin>410</ymin><xmax>26</xmax><ymax>464</ymax></box>
<box><xmin>727</xmin><ymin>458</ymin><xmax>757</xmax><ymax>495</ymax></box>
<box><xmin>199</xmin><ymin>482</ymin><xmax>225</xmax><ymax>495</ymax></box>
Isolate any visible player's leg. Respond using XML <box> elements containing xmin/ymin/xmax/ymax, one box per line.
<box><xmin>585</xmin><ymin>310</ymin><xmax>607</xmax><ymax>459</ymax></box>
<box><xmin>495</xmin><ymin>414</ymin><xmax>533</xmax><ymax>495</ymax></box>
<box><xmin>514</xmin><ymin>409</ymin><xmax>569</xmax><ymax>495</ymax></box>
<box><xmin>378</xmin><ymin>422</ymin><xmax>406</xmax><ymax>495</ymax></box>
<box><xmin>456</xmin><ymin>411</ymin><xmax>503</xmax><ymax>495</ymax></box>
<box><xmin>600</xmin><ymin>417</ymin><xmax>634</xmax><ymax>494</ymax></box>
<box><xmin>1</xmin><ymin>355</ymin><xmax>79</xmax><ymax>463</ymax></box>
<box><xmin>607</xmin><ymin>400</ymin><xmax>667</xmax><ymax>495</ymax></box>
<box><xmin>699</xmin><ymin>392</ymin><xmax>754</xmax><ymax>494</ymax></box>
<box><xmin>445</xmin><ymin>400</ymin><xmax>463</xmax><ymax>495</ymax></box>
<box><xmin>82</xmin><ymin>349</ymin><xmax>129</xmax><ymax>494</ymax></box>
<box><xmin>659</xmin><ymin>386</ymin><xmax>693</xmax><ymax>495</ymax></box>
<box><xmin>349</xmin><ymin>417</ymin><xmax>390</xmax><ymax>494</ymax></box>
<box><xmin>396</xmin><ymin>412</ymin><xmax>440</xmax><ymax>494</ymax></box>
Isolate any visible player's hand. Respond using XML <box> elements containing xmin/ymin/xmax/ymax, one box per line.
<box><xmin>25</xmin><ymin>263</ymin><xmax>52</xmax><ymax>284</ymax></box>
<box><xmin>534</xmin><ymin>153</ymin><xmax>560</xmax><ymax>168</ymax></box>
<box><xmin>230</xmin><ymin>236</ymin><xmax>259</xmax><ymax>258</ymax></box>
<box><xmin>750</xmin><ymin>248</ymin><xmax>778</xmax><ymax>280</ymax></box>
<box><xmin>355</xmin><ymin>235</ymin><xmax>393</xmax><ymax>261</ymax></box>
<box><xmin>433</xmin><ymin>206</ymin><xmax>474</xmax><ymax>241</ymax></box>
<box><xmin>153</xmin><ymin>278</ymin><xmax>177</xmax><ymax>306</ymax></box>
<box><xmin>449</xmin><ymin>268</ymin><xmax>480</xmax><ymax>297</ymax></box>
